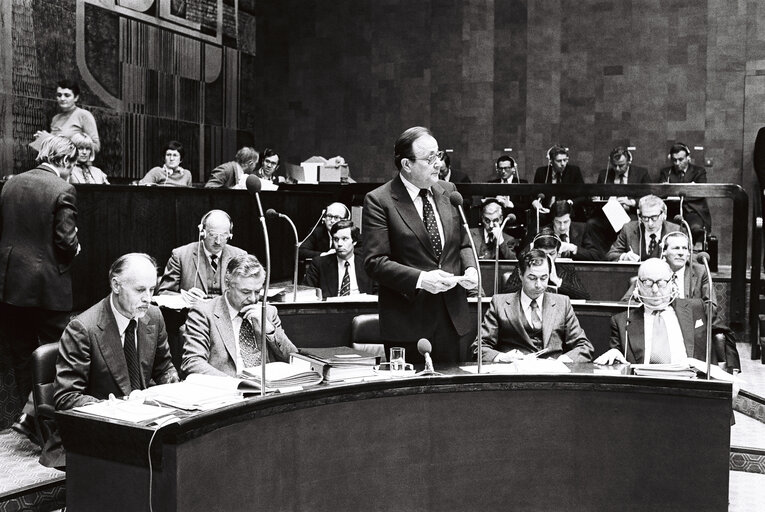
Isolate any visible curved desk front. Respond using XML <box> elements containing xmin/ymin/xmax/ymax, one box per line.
<box><xmin>58</xmin><ymin>368</ymin><xmax>732</xmax><ymax>512</ymax></box>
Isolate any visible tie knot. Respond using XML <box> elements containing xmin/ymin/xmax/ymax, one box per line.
<box><xmin>211</xmin><ymin>254</ymin><xmax>217</xmax><ymax>261</ymax></box>
<box><xmin>531</xmin><ymin>299</ymin><xmax>538</xmax><ymax>308</ymax></box>
<box><xmin>652</xmin><ymin>309</ymin><xmax>665</xmax><ymax>316</ymax></box>
<box><xmin>126</xmin><ymin>319</ymin><xmax>136</xmax><ymax>333</ymax></box>
<box><xmin>419</xmin><ymin>188</ymin><xmax>429</xmax><ymax>198</ymax></box>
<box><xmin>345</xmin><ymin>260</ymin><xmax>350</xmax><ymax>267</ymax></box>
<box><xmin>650</xmin><ymin>233</ymin><xmax>656</xmax><ymax>240</ymax></box>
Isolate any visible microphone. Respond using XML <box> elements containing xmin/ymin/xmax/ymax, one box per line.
<box><xmin>493</xmin><ymin>213</ymin><xmax>516</xmax><ymax>295</ymax></box>
<box><xmin>298</xmin><ymin>208</ymin><xmax>327</xmax><ymax>247</ymax></box>
<box><xmin>695</xmin><ymin>251</ymin><xmax>710</xmax><ymax>264</ymax></box>
<box><xmin>416</xmin><ymin>338</ymin><xmax>442</xmax><ymax>376</ymax></box>
<box><xmin>672</xmin><ymin>214</ymin><xmax>694</xmax><ymax>263</ymax></box>
<box><xmin>245</xmin><ymin>174</ymin><xmax>270</xmax><ymax>395</ymax></box>
<box><xmin>266</xmin><ymin>208</ymin><xmax>300</xmax><ymax>302</ymax></box>
<box><xmin>696</xmin><ymin>249</ymin><xmax>714</xmax><ymax>380</ymax></box>
<box><xmin>534</xmin><ymin>193</ymin><xmax>545</xmax><ymax>234</ymax></box>
<box><xmin>449</xmin><ymin>191</ymin><xmax>484</xmax><ymax>373</ymax></box>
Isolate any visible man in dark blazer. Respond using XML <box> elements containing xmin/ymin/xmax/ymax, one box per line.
<box><xmin>469</xmin><ymin>199</ymin><xmax>518</xmax><ymax>259</ymax></box>
<box><xmin>299</xmin><ymin>202</ymin><xmax>351</xmax><ymax>260</ymax></box>
<box><xmin>438</xmin><ymin>153</ymin><xmax>471</xmax><ymax>183</ymax></box>
<box><xmin>0</xmin><ymin>136</ymin><xmax>80</xmax><ymax>440</ymax></box>
<box><xmin>489</xmin><ymin>155</ymin><xmax>526</xmax><ymax>184</ymax></box>
<box><xmin>156</xmin><ymin>209</ymin><xmax>246</xmax><ymax>301</ymax></box>
<box><xmin>547</xmin><ymin>200</ymin><xmax>586</xmax><ymax>259</ymax></box>
<box><xmin>363</xmin><ymin>126</ymin><xmax>478</xmax><ymax>364</ymax></box>
<box><xmin>182</xmin><ymin>254</ymin><xmax>296</xmax><ymax>376</ymax></box>
<box><xmin>532</xmin><ymin>145</ymin><xmax>585</xmax><ymax>221</ymax></box>
<box><xmin>204</xmin><ymin>146</ymin><xmax>259</xmax><ymax>189</ymax></box>
<box><xmin>595</xmin><ymin>146</ymin><xmax>653</xmax><ymax>214</ymax></box>
<box><xmin>54</xmin><ymin>253</ymin><xmax>179</xmax><ymax>411</ymax></box>
<box><xmin>607</xmin><ymin>195</ymin><xmax>680</xmax><ymax>261</ymax></box>
<box><xmin>304</xmin><ymin>220</ymin><xmax>375</xmax><ymax>297</ymax></box>
<box><xmin>658</xmin><ymin>143</ymin><xmax>711</xmax><ymax>244</ymax></box>
<box><xmin>474</xmin><ymin>249</ymin><xmax>593</xmax><ymax>363</ymax></box>
<box><xmin>596</xmin><ymin>258</ymin><xmax>737</xmax><ymax>369</ymax></box>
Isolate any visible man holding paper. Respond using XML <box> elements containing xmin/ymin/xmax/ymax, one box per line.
<box><xmin>182</xmin><ymin>254</ymin><xmax>297</xmax><ymax>377</ymax></box>
<box><xmin>473</xmin><ymin>249</ymin><xmax>593</xmax><ymax>363</ymax></box>
<box><xmin>606</xmin><ymin>195</ymin><xmax>680</xmax><ymax>262</ymax></box>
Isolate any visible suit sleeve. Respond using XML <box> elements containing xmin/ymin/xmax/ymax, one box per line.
<box><xmin>53</xmin><ymin>186</ymin><xmax>79</xmax><ymax>265</ymax></box>
<box><xmin>54</xmin><ymin>318</ymin><xmax>99</xmax><ymax>410</ymax></box>
<box><xmin>150</xmin><ymin>311</ymin><xmax>179</xmax><ymax>385</ymax></box>
<box><xmin>298</xmin><ymin>230</ymin><xmax>324</xmax><ymax>260</ymax></box>
<box><xmin>181</xmin><ymin>305</ymin><xmax>230</xmax><ymax>377</ymax></box>
<box><xmin>266</xmin><ymin>306</ymin><xmax>298</xmax><ymax>362</ymax></box>
<box><xmin>362</xmin><ymin>191</ymin><xmax>422</xmax><ymax>297</ymax></box>
<box><xmin>474</xmin><ymin>297</ymin><xmax>502</xmax><ymax>361</ymax></box>
<box><xmin>556</xmin><ymin>267</ymin><xmax>590</xmax><ymax>300</ymax></box>
<box><xmin>157</xmin><ymin>249</ymin><xmax>183</xmax><ymax>294</ymax></box>
<box><xmin>205</xmin><ymin>164</ymin><xmax>230</xmax><ymax>188</ymax></box>
<box><xmin>606</xmin><ymin>229</ymin><xmax>630</xmax><ymax>261</ymax></box>
<box><xmin>303</xmin><ymin>259</ymin><xmax>321</xmax><ymax>287</ymax></box>
<box><xmin>560</xmin><ymin>298</ymin><xmax>594</xmax><ymax>362</ymax></box>
<box><xmin>608</xmin><ymin>315</ymin><xmax>625</xmax><ymax>353</ymax></box>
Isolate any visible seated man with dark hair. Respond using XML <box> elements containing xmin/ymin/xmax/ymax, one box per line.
<box><xmin>182</xmin><ymin>254</ymin><xmax>297</xmax><ymax>377</ymax></box>
<box><xmin>505</xmin><ymin>227</ymin><xmax>589</xmax><ymax>300</ymax></box>
<box><xmin>474</xmin><ymin>248</ymin><xmax>594</xmax><ymax>363</ymax></box>
<box><xmin>304</xmin><ymin>220</ymin><xmax>375</xmax><ymax>297</ymax></box>
<box><xmin>548</xmin><ymin>200</ymin><xmax>586</xmax><ymax>259</ymax></box>
<box><xmin>438</xmin><ymin>152</ymin><xmax>471</xmax><ymax>183</ymax></box>
<box><xmin>469</xmin><ymin>199</ymin><xmax>518</xmax><ymax>259</ymax></box>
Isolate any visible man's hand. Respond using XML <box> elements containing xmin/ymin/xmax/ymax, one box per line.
<box><xmin>240</xmin><ymin>304</ymin><xmax>275</xmax><ymax>335</ymax></box>
<box><xmin>617</xmin><ymin>196</ymin><xmax>635</xmax><ymax>209</ymax></box>
<box><xmin>531</xmin><ymin>199</ymin><xmax>549</xmax><ymax>214</ymax></box>
<box><xmin>458</xmin><ymin>267</ymin><xmax>479</xmax><ymax>290</ymax></box>
<box><xmin>184</xmin><ymin>287</ymin><xmax>206</xmax><ymax>305</ymax></box>
<box><xmin>420</xmin><ymin>269</ymin><xmax>459</xmax><ymax>294</ymax></box>
<box><xmin>594</xmin><ymin>348</ymin><xmax>628</xmax><ymax>365</ymax></box>
<box><xmin>559</xmin><ymin>241</ymin><xmax>577</xmax><ymax>255</ymax></box>
<box><xmin>320</xmin><ymin>248</ymin><xmax>336</xmax><ymax>256</ymax></box>
<box><xmin>619</xmin><ymin>251</ymin><xmax>640</xmax><ymax>262</ymax></box>
<box><xmin>494</xmin><ymin>349</ymin><xmax>526</xmax><ymax>363</ymax></box>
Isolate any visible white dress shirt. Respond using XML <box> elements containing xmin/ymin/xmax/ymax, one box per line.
<box><xmin>520</xmin><ymin>291</ymin><xmax>544</xmax><ymax>328</ymax></box>
<box><xmin>673</xmin><ymin>265</ymin><xmax>686</xmax><ymax>299</ymax></box>
<box><xmin>642</xmin><ymin>306</ymin><xmax>687</xmax><ymax>364</ymax></box>
<box><xmin>109</xmin><ymin>295</ymin><xmax>137</xmax><ymax>349</ymax></box>
<box><xmin>336</xmin><ymin>254</ymin><xmax>360</xmax><ymax>295</ymax></box>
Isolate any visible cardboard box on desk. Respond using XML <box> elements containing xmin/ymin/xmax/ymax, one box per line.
<box><xmin>299</xmin><ymin>156</ymin><xmax>326</xmax><ymax>183</ymax></box>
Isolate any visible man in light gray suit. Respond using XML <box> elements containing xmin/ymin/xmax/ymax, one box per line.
<box><xmin>473</xmin><ymin>249</ymin><xmax>594</xmax><ymax>363</ymax></box>
<box><xmin>181</xmin><ymin>254</ymin><xmax>297</xmax><ymax>377</ymax></box>
<box><xmin>156</xmin><ymin>209</ymin><xmax>246</xmax><ymax>302</ymax></box>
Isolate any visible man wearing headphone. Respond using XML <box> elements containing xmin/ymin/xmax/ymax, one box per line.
<box><xmin>299</xmin><ymin>202</ymin><xmax>352</xmax><ymax>260</ymax></box>
<box><xmin>606</xmin><ymin>195</ymin><xmax>681</xmax><ymax>262</ymax></box>
<box><xmin>658</xmin><ymin>143</ymin><xmax>712</xmax><ymax>245</ymax></box>
<box><xmin>596</xmin><ymin>258</ymin><xmax>720</xmax><ymax>366</ymax></box>
<box><xmin>490</xmin><ymin>155</ymin><xmax>524</xmax><ymax>184</ymax></box>
<box><xmin>156</xmin><ymin>209</ymin><xmax>247</xmax><ymax>303</ymax></box>
<box><xmin>438</xmin><ymin>153</ymin><xmax>471</xmax><ymax>183</ymax></box>
<box><xmin>531</xmin><ymin>145</ymin><xmax>584</xmax><ymax>215</ymax></box>
<box><xmin>595</xmin><ymin>146</ymin><xmax>652</xmax><ymax>212</ymax></box>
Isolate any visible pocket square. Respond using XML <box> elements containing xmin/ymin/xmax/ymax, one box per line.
<box><xmin>695</xmin><ymin>319</ymin><xmax>704</xmax><ymax>328</ymax></box>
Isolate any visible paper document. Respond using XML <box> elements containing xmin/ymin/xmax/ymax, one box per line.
<box><xmin>74</xmin><ymin>401</ymin><xmax>174</xmax><ymax>423</ymax></box>
<box><xmin>601</xmin><ymin>197</ymin><xmax>631</xmax><ymax>232</ymax></box>
<box><xmin>144</xmin><ymin>380</ymin><xmax>246</xmax><ymax>411</ymax></box>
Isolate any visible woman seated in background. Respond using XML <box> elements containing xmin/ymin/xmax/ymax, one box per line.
<box><xmin>256</xmin><ymin>148</ymin><xmax>286</xmax><ymax>184</ymax></box>
<box><xmin>68</xmin><ymin>133</ymin><xmax>109</xmax><ymax>184</ymax></box>
<box><xmin>35</xmin><ymin>79</ymin><xmax>100</xmax><ymax>153</ymax></box>
<box><xmin>139</xmin><ymin>140</ymin><xmax>192</xmax><ymax>186</ymax></box>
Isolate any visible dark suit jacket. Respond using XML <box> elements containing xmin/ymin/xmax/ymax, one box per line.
<box><xmin>502</xmin><ymin>263</ymin><xmax>590</xmax><ymax>300</ymax></box>
<box><xmin>205</xmin><ymin>161</ymin><xmax>246</xmax><ymax>189</ymax></box>
<box><xmin>363</xmin><ymin>176</ymin><xmax>476</xmax><ymax>342</ymax></box>
<box><xmin>54</xmin><ymin>297</ymin><xmax>178</xmax><ymax>410</ymax></box>
<box><xmin>446</xmin><ymin>169</ymin><xmax>471</xmax><ymax>183</ymax></box>
<box><xmin>0</xmin><ymin>165</ymin><xmax>79</xmax><ymax>310</ymax></box>
<box><xmin>606</xmin><ymin>220</ymin><xmax>681</xmax><ymax>261</ymax></box>
<box><xmin>303</xmin><ymin>254</ymin><xmax>376</xmax><ymax>297</ymax></box>
<box><xmin>157</xmin><ymin>242</ymin><xmax>246</xmax><ymax>295</ymax></box>
<box><xmin>658</xmin><ymin>163</ymin><xmax>712</xmax><ymax>231</ymax></box>
<box><xmin>533</xmin><ymin>164</ymin><xmax>584</xmax><ymax>185</ymax></box>
<box><xmin>299</xmin><ymin>227</ymin><xmax>332</xmax><ymax>260</ymax></box>
<box><xmin>754</xmin><ymin>127</ymin><xmax>765</xmax><ymax>189</ymax></box>
<box><xmin>596</xmin><ymin>165</ymin><xmax>653</xmax><ymax>184</ymax></box>
<box><xmin>469</xmin><ymin>227</ymin><xmax>517</xmax><ymax>259</ymax></box>
<box><xmin>182</xmin><ymin>295</ymin><xmax>297</xmax><ymax>376</ymax></box>
<box><xmin>488</xmin><ymin>176</ymin><xmax>528</xmax><ymax>184</ymax></box>
<box><xmin>474</xmin><ymin>292</ymin><xmax>594</xmax><ymax>362</ymax></box>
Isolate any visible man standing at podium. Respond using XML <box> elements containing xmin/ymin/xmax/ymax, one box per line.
<box><xmin>363</xmin><ymin>126</ymin><xmax>478</xmax><ymax>364</ymax></box>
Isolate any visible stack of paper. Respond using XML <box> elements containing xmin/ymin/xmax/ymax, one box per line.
<box><xmin>291</xmin><ymin>347</ymin><xmax>380</xmax><ymax>382</ymax></box>
<box><xmin>145</xmin><ymin>375</ymin><xmax>253</xmax><ymax>411</ymax></box>
<box><xmin>630</xmin><ymin>363</ymin><xmax>697</xmax><ymax>379</ymax></box>
<box><xmin>74</xmin><ymin>401</ymin><xmax>174</xmax><ymax>423</ymax></box>
<box><xmin>241</xmin><ymin>362</ymin><xmax>323</xmax><ymax>389</ymax></box>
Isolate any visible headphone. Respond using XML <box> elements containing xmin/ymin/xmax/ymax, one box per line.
<box><xmin>609</xmin><ymin>146</ymin><xmax>633</xmax><ymax>164</ymax></box>
<box><xmin>326</xmin><ymin>202</ymin><xmax>351</xmax><ymax>220</ymax></box>
<box><xmin>496</xmin><ymin>156</ymin><xmax>517</xmax><ymax>168</ymax></box>
<box><xmin>198</xmin><ymin>210</ymin><xmax>234</xmax><ymax>238</ymax></box>
<box><xmin>667</xmin><ymin>142</ymin><xmax>692</xmax><ymax>160</ymax></box>
<box><xmin>531</xmin><ymin>231</ymin><xmax>562</xmax><ymax>248</ymax></box>
<box><xmin>659</xmin><ymin>230</ymin><xmax>689</xmax><ymax>256</ymax></box>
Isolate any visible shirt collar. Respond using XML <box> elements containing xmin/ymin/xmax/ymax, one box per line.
<box><xmin>223</xmin><ymin>293</ymin><xmax>240</xmax><ymax>321</ymax></box>
<box><xmin>520</xmin><ymin>290</ymin><xmax>543</xmax><ymax>311</ymax></box>
<box><xmin>40</xmin><ymin>162</ymin><xmax>61</xmax><ymax>178</ymax></box>
<box><xmin>109</xmin><ymin>294</ymin><xmax>134</xmax><ymax>335</ymax></box>
<box><xmin>400</xmin><ymin>173</ymin><xmax>428</xmax><ymax>201</ymax></box>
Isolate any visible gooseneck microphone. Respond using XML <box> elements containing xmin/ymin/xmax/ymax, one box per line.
<box><xmin>246</xmin><ymin>175</ymin><xmax>271</xmax><ymax>396</ymax></box>
<box><xmin>672</xmin><ymin>214</ymin><xmax>694</xmax><ymax>264</ymax></box>
<box><xmin>266</xmin><ymin>208</ymin><xmax>300</xmax><ymax>302</ymax></box>
<box><xmin>416</xmin><ymin>338</ymin><xmax>442</xmax><ymax>376</ymax></box>
<box><xmin>449</xmin><ymin>191</ymin><xmax>484</xmax><ymax>373</ymax></box>
<box><xmin>299</xmin><ymin>209</ymin><xmax>327</xmax><ymax>247</ymax></box>
<box><xmin>494</xmin><ymin>213</ymin><xmax>516</xmax><ymax>295</ymax></box>
<box><xmin>696</xmin><ymin>251</ymin><xmax>714</xmax><ymax>380</ymax></box>
<box><xmin>535</xmin><ymin>193</ymin><xmax>545</xmax><ymax>234</ymax></box>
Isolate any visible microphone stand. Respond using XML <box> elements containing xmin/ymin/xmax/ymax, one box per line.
<box><xmin>247</xmin><ymin>176</ymin><xmax>271</xmax><ymax>396</ymax></box>
<box><xmin>454</xmin><ymin>199</ymin><xmax>484</xmax><ymax>373</ymax></box>
<box><xmin>700</xmin><ymin>255</ymin><xmax>714</xmax><ymax>380</ymax></box>
<box><xmin>493</xmin><ymin>215</ymin><xmax>513</xmax><ymax>296</ymax></box>
<box><xmin>269</xmin><ymin>211</ymin><xmax>300</xmax><ymax>302</ymax></box>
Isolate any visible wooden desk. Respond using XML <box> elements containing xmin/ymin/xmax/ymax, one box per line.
<box><xmin>57</xmin><ymin>367</ymin><xmax>732</xmax><ymax>511</ymax></box>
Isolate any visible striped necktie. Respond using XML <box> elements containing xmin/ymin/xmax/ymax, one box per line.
<box><xmin>123</xmin><ymin>319</ymin><xmax>143</xmax><ymax>392</ymax></box>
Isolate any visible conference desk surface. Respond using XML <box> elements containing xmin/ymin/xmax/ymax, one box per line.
<box><xmin>58</xmin><ymin>365</ymin><xmax>732</xmax><ymax>512</ymax></box>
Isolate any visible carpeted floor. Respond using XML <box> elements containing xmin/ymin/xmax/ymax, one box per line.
<box><xmin>0</xmin><ymin>429</ymin><xmax>64</xmax><ymax>511</ymax></box>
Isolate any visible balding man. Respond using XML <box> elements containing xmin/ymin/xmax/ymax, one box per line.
<box><xmin>157</xmin><ymin>209</ymin><xmax>246</xmax><ymax>302</ymax></box>
<box><xmin>299</xmin><ymin>202</ymin><xmax>352</xmax><ymax>260</ymax></box>
<box><xmin>205</xmin><ymin>147</ymin><xmax>260</xmax><ymax>189</ymax></box>
<box><xmin>469</xmin><ymin>199</ymin><xmax>517</xmax><ymax>259</ymax></box>
<box><xmin>55</xmin><ymin>253</ymin><xmax>179</xmax><ymax>410</ymax></box>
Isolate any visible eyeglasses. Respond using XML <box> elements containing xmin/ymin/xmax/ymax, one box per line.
<box><xmin>638</xmin><ymin>278</ymin><xmax>670</xmax><ymax>288</ymax></box>
<box><xmin>205</xmin><ymin>232</ymin><xmax>232</xmax><ymax>243</ymax></box>
<box><xmin>639</xmin><ymin>214</ymin><xmax>661</xmax><ymax>223</ymax></box>
<box><xmin>325</xmin><ymin>214</ymin><xmax>345</xmax><ymax>221</ymax></box>
<box><xmin>413</xmin><ymin>150</ymin><xmax>445</xmax><ymax>166</ymax></box>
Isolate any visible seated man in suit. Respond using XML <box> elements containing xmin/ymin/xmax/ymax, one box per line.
<box><xmin>658</xmin><ymin>143</ymin><xmax>711</xmax><ymax>245</ymax></box>
<box><xmin>182</xmin><ymin>254</ymin><xmax>297</xmax><ymax>377</ymax></box>
<box><xmin>438</xmin><ymin>152</ymin><xmax>471</xmax><ymax>183</ymax></box>
<box><xmin>55</xmin><ymin>253</ymin><xmax>179</xmax><ymax>410</ymax></box>
<box><xmin>595</xmin><ymin>258</ymin><xmax>738</xmax><ymax>369</ymax></box>
<box><xmin>303</xmin><ymin>220</ymin><xmax>375</xmax><ymax>297</ymax></box>
<box><xmin>490</xmin><ymin>155</ymin><xmax>525</xmax><ymax>184</ymax></box>
<box><xmin>469</xmin><ymin>199</ymin><xmax>518</xmax><ymax>259</ymax></box>
<box><xmin>299</xmin><ymin>202</ymin><xmax>351</xmax><ymax>260</ymax></box>
<box><xmin>549</xmin><ymin>200</ymin><xmax>587</xmax><ymax>259</ymax></box>
<box><xmin>156</xmin><ymin>209</ymin><xmax>246</xmax><ymax>303</ymax></box>
<box><xmin>531</xmin><ymin>145</ymin><xmax>585</xmax><ymax>215</ymax></box>
<box><xmin>505</xmin><ymin>228</ymin><xmax>589</xmax><ymax>300</ymax></box>
<box><xmin>475</xmin><ymin>249</ymin><xmax>594</xmax><ymax>363</ymax></box>
<box><xmin>595</xmin><ymin>146</ymin><xmax>652</xmax><ymax>212</ymax></box>
<box><xmin>204</xmin><ymin>146</ymin><xmax>259</xmax><ymax>189</ymax></box>
<box><xmin>607</xmin><ymin>195</ymin><xmax>680</xmax><ymax>261</ymax></box>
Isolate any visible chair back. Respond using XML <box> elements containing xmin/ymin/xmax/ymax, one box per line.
<box><xmin>350</xmin><ymin>314</ymin><xmax>386</xmax><ymax>362</ymax></box>
<box><xmin>32</xmin><ymin>343</ymin><xmax>59</xmax><ymax>420</ymax></box>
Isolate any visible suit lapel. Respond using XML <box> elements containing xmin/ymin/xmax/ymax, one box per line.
<box><xmin>325</xmin><ymin>257</ymin><xmax>339</xmax><ymax>296</ymax></box>
<box><xmin>391</xmin><ymin>176</ymin><xmax>438</xmax><ymax>260</ymax></box>
<box><xmin>212</xmin><ymin>296</ymin><xmax>238</xmax><ymax>365</ymax></box>
<box><xmin>507</xmin><ymin>294</ymin><xmax>532</xmax><ymax>347</ymax></box>
<box><xmin>96</xmin><ymin>299</ymin><xmax>132</xmax><ymax>396</ymax></box>
<box><xmin>627</xmin><ymin>308</ymin><xmax>646</xmax><ymax>363</ymax></box>
<box><xmin>193</xmin><ymin>242</ymin><xmax>209</xmax><ymax>294</ymax></box>
<box><xmin>673</xmin><ymin>300</ymin><xmax>696</xmax><ymax>357</ymax></box>
<box><xmin>541</xmin><ymin>293</ymin><xmax>556</xmax><ymax>347</ymax></box>
<box><xmin>136</xmin><ymin>316</ymin><xmax>155</xmax><ymax>389</ymax></box>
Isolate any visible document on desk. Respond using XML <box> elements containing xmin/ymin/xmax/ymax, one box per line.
<box><xmin>144</xmin><ymin>378</ymin><xmax>247</xmax><ymax>411</ymax></box>
<box><xmin>74</xmin><ymin>401</ymin><xmax>174</xmax><ymax>423</ymax></box>
<box><xmin>241</xmin><ymin>361</ymin><xmax>324</xmax><ymax>388</ymax></box>
<box><xmin>461</xmin><ymin>359</ymin><xmax>571</xmax><ymax>374</ymax></box>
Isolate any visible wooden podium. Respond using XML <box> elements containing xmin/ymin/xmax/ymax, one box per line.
<box><xmin>57</xmin><ymin>367</ymin><xmax>732</xmax><ymax>511</ymax></box>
